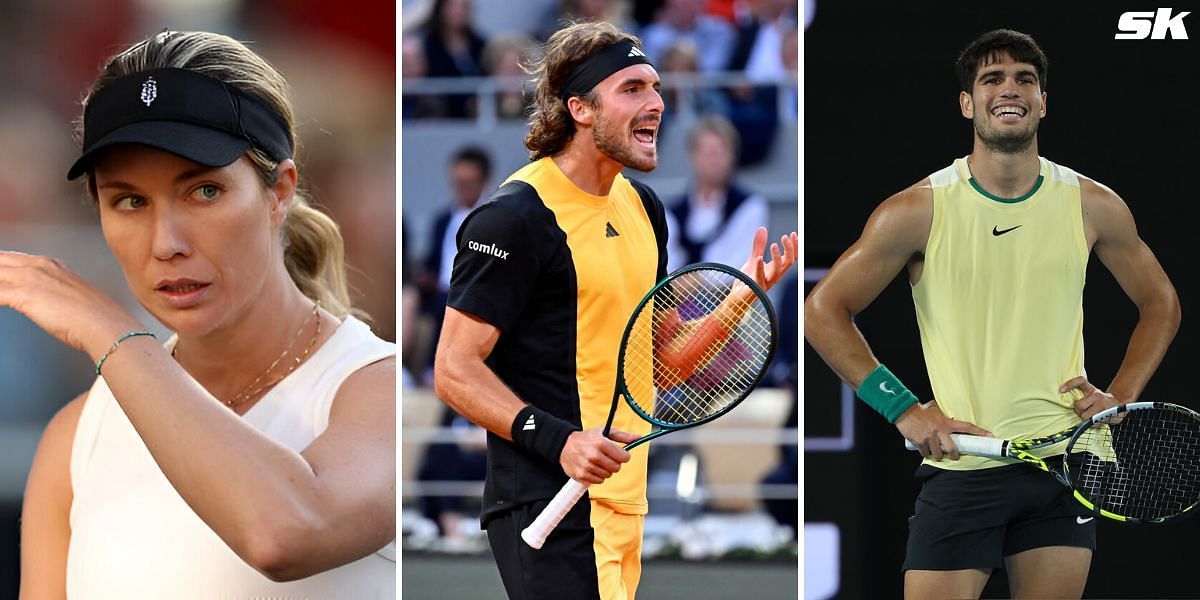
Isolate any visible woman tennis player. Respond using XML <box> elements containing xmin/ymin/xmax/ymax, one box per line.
<box><xmin>4</xmin><ymin>31</ymin><xmax>395</xmax><ymax>597</ymax></box>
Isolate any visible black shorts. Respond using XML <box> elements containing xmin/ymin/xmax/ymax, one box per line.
<box><xmin>486</xmin><ymin>498</ymin><xmax>600</xmax><ymax>600</ymax></box>
<box><xmin>902</xmin><ymin>456</ymin><xmax>1097</xmax><ymax>572</ymax></box>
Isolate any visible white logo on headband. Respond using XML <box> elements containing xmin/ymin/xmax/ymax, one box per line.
<box><xmin>627</xmin><ymin>46</ymin><xmax>646</xmax><ymax>58</ymax></box>
<box><xmin>140</xmin><ymin>76</ymin><xmax>157</xmax><ymax>107</ymax></box>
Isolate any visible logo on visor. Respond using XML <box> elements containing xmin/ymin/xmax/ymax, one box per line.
<box><xmin>627</xmin><ymin>46</ymin><xmax>646</xmax><ymax>58</ymax></box>
<box><xmin>140</xmin><ymin>76</ymin><xmax>158</xmax><ymax>107</ymax></box>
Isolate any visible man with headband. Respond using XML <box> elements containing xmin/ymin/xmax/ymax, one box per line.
<box><xmin>433</xmin><ymin>20</ymin><xmax>796</xmax><ymax>600</ymax></box>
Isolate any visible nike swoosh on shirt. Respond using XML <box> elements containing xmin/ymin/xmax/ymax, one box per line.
<box><xmin>1076</xmin><ymin>516</ymin><xmax>1094</xmax><ymax>524</ymax></box>
<box><xmin>992</xmin><ymin>225</ymin><xmax>1022</xmax><ymax>236</ymax></box>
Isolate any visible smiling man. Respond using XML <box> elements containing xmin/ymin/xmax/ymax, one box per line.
<box><xmin>804</xmin><ymin>29</ymin><xmax>1179</xmax><ymax>599</ymax></box>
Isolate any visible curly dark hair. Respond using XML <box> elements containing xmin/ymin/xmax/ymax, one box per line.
<box><xmin>523</xmin><ymin>20</ymin><xmax>642</xmax><ymax>160</ymax></box>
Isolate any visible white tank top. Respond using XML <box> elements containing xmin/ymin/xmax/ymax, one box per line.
<box><xmin>66</xmin><ymin>316</ymin><xmax>396</xmax><ymax>599</ymax></box>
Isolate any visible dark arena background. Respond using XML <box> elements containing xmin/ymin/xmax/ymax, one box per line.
<box><xmin>805</xmin><ymin>2</ymin><xmax>1200</xmax><ymax>599</ymax></box>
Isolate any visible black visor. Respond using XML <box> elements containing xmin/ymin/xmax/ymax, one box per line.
<box><xmin>67</xmin><ymin>68</ymin><xmax>293</xmax><ymax>180</ymax></box>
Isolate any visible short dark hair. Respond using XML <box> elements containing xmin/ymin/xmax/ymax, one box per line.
<box><xmin>955</xmin><ymin>29</ymin><xmax>1048</xmax><ymax>93</ymax></box>
<box><xmin>451</xmin><ymin>146</ymin><xmax>492</xmax><ymax>179</ymax></box>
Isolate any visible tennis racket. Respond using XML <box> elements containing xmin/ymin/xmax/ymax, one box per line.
<box><xmin>521</xmin><ymin>262</ymin><xmax>778</xmax><ymax>549</ymax></box>
<box><xmin>904</xmin><ymin>402</ymin><xmax>1200</xmax><ymax>524</ymax></box>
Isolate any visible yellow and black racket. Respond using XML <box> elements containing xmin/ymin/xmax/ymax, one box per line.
<box><xmin>521</xmin><ymin>262</ymin><xmax>778</xmax><ymax>549</ymax></box>
<box><xmin>905</xmin><ymin>402</ymin><xmax>1200</xmax><ymax>524</ymax></box>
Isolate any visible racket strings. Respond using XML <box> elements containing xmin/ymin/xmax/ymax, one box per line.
<box><xmin>1068</xmin><ymin>408</ymin><xmax>1200</xmax><ymax>520</ymax></box>
<box><xmin>622</xmin><ymin>269</ymin><xmax>774</xmax><ymax>426</ymax></box>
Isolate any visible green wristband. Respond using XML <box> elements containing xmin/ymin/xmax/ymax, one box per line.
<box><xmin>96</xmin><ymin>330</ymin><xmax>156</xmax><ymax>377</ymax></box>
<box><xmin>856</xmin><ymin>364</ymin><xmax>919</xmax><ymax>423</ymax></box>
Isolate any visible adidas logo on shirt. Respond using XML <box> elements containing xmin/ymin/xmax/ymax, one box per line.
<box><xmin>606</xmin><ymin>222</ymin><xmax>620</xmax><ymax>238</ymax></box>
<box><xmin>523</xmin><ymin>414</ymin><xmax>537</xmax><ymax>431</ymax></box>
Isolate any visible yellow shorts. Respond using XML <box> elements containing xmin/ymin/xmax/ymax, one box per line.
<box><xmin>589</xmin><ymin>500</ymin><xmax>645</xmax><ymax>600</ymax></box>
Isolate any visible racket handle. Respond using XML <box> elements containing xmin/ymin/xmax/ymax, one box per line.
<box><xmin>904</xmin><ymin>434</ymin><xmax>1005</xmax><ymax>457</ymax></box>
<box><xmin>521</xmin><ymin>479</ymin><xmax>590</xmax><ymax>549</ymax></box>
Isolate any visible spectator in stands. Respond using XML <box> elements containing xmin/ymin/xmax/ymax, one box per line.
<box><xmin>665</xmin><ymin>115</ymin><xmax>769</xmax><ymax>273</ymax></box>
<box><xmin>418</xmin><ymin>146</ymin><xmax>493</xmax><ymax>375</ymax></box>
<box><xmin>781</xmin><ymin>24</ymin><xmax>797</xmax><ymax>123</ymax></box>
<box><xmin>658</xmin><ymin>39</ymin><xmax>730</xmax><ymax>127</ymax></box>
<box><xmin>416</xmin><ymin>407</ymin><xmax>488</xmax><ymax>550</ymax></box>
<box><xmin>706</xmin><ymin>0</ymin><xmax>742</xmax><ymax>24</ymax></box>
<box><xmin>630</xmin><ymin>0</ymin><xmax>663</xmax><ymax>28</ymax></box>
<box><xmin>641</xmin><ymin>0</ymin><xmax>737</xmax><ymax>73</ymax></box>
<box><xmin>410</xmin><ymin>156</ymin><xmax>487</xmax><ymax>548</ymax></box>
<box><xmin>537</xmin><ymin>0</ymin><xmax>639</xmax><ymax>42</ymax></box>
<box><xmin>729</xmin><ymin>0</ymin><xmax>796</xmax><ymax>85</ymax></box>
<box><xmin>482</xmin><ymin>34</ymin><xmax>535</xmax><ymax>120</ymax></box>
<box><xmin>421</xmin><ymin>0</ymin><xmax>488</xmax><ymax>118</ymax></box>
<box><xmin>720</xmin><ymin>0</ymin><xmax>797</xmax><ymax>165</ymax></box>
<box><xmin>403</xmin><ymin>36</ymin><xmax>447</xmax><ymax>119</ymax></box>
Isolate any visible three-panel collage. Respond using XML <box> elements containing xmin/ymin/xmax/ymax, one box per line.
<box><xmin>1</xmin><ymin>0</ymin><xmax>1198</xmax><ymax>599</ymax></box>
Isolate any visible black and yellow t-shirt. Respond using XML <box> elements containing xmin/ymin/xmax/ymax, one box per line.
<box><xmin>448</xmin><ymin>157</ymin><xmax>668</xmax><ymax>523</ymax></box>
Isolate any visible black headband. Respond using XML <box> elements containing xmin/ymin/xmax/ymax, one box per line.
<box><xmin>67</xmin><ymin>68</ymin><xmax>293</xmax><ymax>180</ymax></box>
<box><xmin>559</xmin><ymin>40</ymin><xmax>653</xmax><ymax>101</ymax></box>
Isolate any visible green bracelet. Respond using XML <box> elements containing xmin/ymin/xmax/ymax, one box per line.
<box><xmin>856</xmin><ymin>364</ymin><xmax>920</xmax><ymax>423</ymax></box>
<box><xmin>96</xmin><ymin>331</ymin><xmax>156</xmax><ymax>376</ymax></box>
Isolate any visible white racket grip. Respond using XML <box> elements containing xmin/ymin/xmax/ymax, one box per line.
<box><xmin>521</xmin><ymin>479</ymin><xmax>590</xmax><ymax>549</ymax></box>
<box><xmin>904</xmin><ymin>434</ymin><xmax>1006</xmax><ymax>457</ymax></box>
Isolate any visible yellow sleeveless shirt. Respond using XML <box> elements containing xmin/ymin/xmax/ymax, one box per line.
<box><xmin>913</xmin><ymin>156</ymin><xmax>1088</xmax><ymax>470</ymax></box>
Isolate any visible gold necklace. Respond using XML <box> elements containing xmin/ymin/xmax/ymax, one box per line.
<box><xmin>227</xmin><ymin>301</ymin><xmax>322</xmax><ymax>407</ymax></box>
<box><xmin>174</xmin><ymin>301</ymin><xmax>322</xmax><ymax>408</ymax></box>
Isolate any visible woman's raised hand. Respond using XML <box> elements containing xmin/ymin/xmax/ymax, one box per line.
<box><xmin>0</xmin><ymin>251</ymin><xmax>143</xmax><ymax>362</ymax></box>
